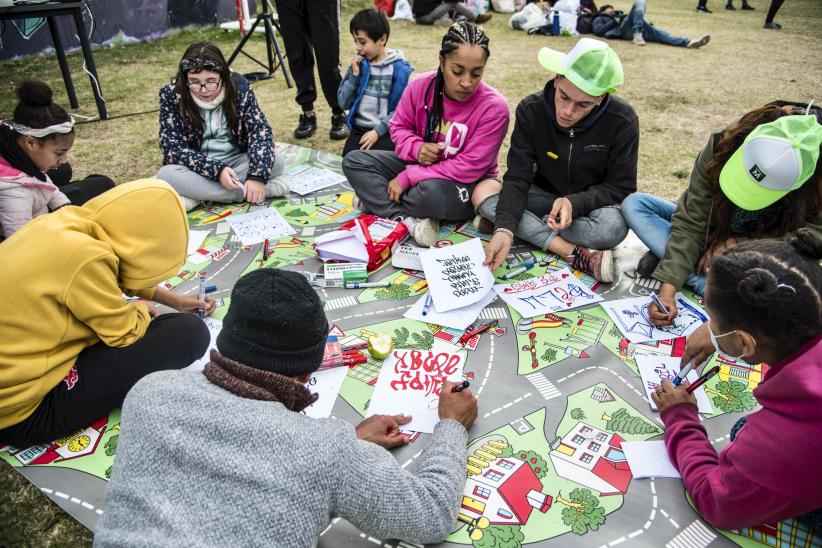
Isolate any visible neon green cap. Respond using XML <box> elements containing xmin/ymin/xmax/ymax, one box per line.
<box><xmin>537</xmin><ymin>37</ymin><xmax>624</xmax><ymax>97</ymax></box>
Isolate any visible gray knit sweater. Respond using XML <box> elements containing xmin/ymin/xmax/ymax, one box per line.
<box><xmin>93</xmin><ymin>370</ymin><xmax>469</xmax><ymax>547</ymax></box>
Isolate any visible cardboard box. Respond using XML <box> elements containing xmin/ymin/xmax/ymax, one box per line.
<box><xmin>313</xmin><ymin>215</ymin><xmax>409</xmax><ymax>272</ymax></box>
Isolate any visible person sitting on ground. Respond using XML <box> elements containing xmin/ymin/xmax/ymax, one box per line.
<box><xmin>0</xmin><ymin>180</ymin><xmax>212</xmax><ymax>449</ymax></box>
<box><xmin>413</xmin><ymin>0</ymin><xmax>493</xmax><ymax>25</ymax></box>
<box><xmin>337</xmin><ymin>8</ymin><xmax>414</xmax><ymax>157</ymax></box>
<box><xmin>94</xmin><ymin>268</ymin><xmax>479</xmax><ymax>547</ymax></box>
<box><xmin>0</xmin><ymin>79</ymin><xmax>114</xmax><ymax>239</ymax></box>
<box><xmin>476</xmin><ymin>38</ymin><xmax>637</xmax><ymax>283</ymax></box>
<box><xmin>155</xmin><ymin>41</ymin><xmax>287</xmax><ymax>212</ymax></box>
<box><xmin>593</xmin><ymin>0</ymin><xmax>710</xmax><ymax>48</ymax></box>
<box><xmin>343</xmin><ymin>22</ymin><xmax>509</xmax><ymax>247</ymax></box>
<box><xmin>653</xmin><ymin>230</ymin><xmax>822</xmax><ymax>531</ymax></box>
<box><xmin>621</xmin><ymin>102</ymin><xmax>822</xmax><ymax>325</ymax></box>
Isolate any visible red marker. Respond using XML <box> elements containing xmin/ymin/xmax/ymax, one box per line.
<box><xmin>686</xmin><ymin>366</ymin><xmax>720</xmax><ymax>394</ymax></box>
<box><xmin>342</xmin><ymin>353</ymin><xmax>368</xmax><ymax>367</ymax></box>
<box><xmin>341</xmin><ymin>341</ymin><xmax>368</xmax><ymax>352</ymax></box>
<box><xmin>263</xmin><ymin>239</ymin><xmax>270</xmax><ymax>260</ymax></box>
<box><xmin>458</xmin><ymin>320</ymin><xmax>499</xmax><ymax>346</ymax></box>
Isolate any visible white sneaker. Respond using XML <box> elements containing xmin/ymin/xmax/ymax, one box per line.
<box><xmin>352</xmin><ymin>194</ymin><xmax>367</xmax><ymax>213</ymax></box>
<box><xmin>687</xmin><ymin>34</ymin><xmax>711</xmax><ymax>48</ymax></box>
<box><xmin>633</xmin><ymin>32</ymin><xmax>647</xmax><ymax>45</ymax></box>
<box><xmin>265</xmin><ymin>177</ymin><xmax>290</xmax><ymax>198</ymax></box>
<box><xmin>403</xmin><ymin>217</ymin><xmax>439</xmax><ymax>247</ymax></box>
<box><xmin>180</xmin><ymin>195</ymin><xmax>201</xmax><ymax>212</ymax></box>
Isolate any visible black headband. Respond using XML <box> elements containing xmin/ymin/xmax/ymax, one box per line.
<box><xmin>180</xmin><ymin>57</ymin><xmax>221</xmax><ymax>73</ymax></box>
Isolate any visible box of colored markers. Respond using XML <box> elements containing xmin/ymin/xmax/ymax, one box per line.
<box><xmin>323</xmin><ymin>263</ymin><xmax>368</xmax><ymax>288</ymax></box>
<box><xmin>313</xmin><ymin>214</ymin><xmax>408</xmax><ymax>272</ymax></box>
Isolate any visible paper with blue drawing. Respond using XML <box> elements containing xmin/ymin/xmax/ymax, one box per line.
<box><xmin>601</xmin><ymin>293</ymin><xmax>708</xmax><ymax>343</ymax></box>
<box><xmin>636</xmin><ymin>355</ymin><xmax>713</xmax><ymax>414</ymax></box>
<box><xmin>420</xmin><ymin>238</ymin><xmax>495</xmax><ymax>313</ymax></box>
<box><xmin>493</xmin><ymin>267</ymin><xmax>602</xmax><ymax>318</ymax></box>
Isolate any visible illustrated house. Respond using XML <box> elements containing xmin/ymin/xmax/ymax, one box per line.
<box><xmin>458</xmin><ymin>440</ymin><xmax>553</xmax><ymax>528</ymax></box>
<box><xmin>6</xmin><ymin>416</ymin><xmax>109</xmax><ymax>466</ymax></box>
<box><xmin>717</xmin><ymin>358</ymin><xmax>765</xmax><ymax>389</ymax></box>
<box><xmin>549</xmin><ymin>421</ymin><xmax>632</xmax><ymax>496</ymax></box>
<box><xmin>619</xmin><ymin>337</ymin><xmax>686</xmax><ymax>361</ymax></box>
<box><xmin>733</xmin><ymin>518</ymin><xmax>820</xmax><ymax>547</ymax></box>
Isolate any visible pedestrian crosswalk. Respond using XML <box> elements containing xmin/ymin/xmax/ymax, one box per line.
<box><xmin>526</xmin><ymin>373</ymin><xmax>562</xmax><ymax>400</ymax></box>
<box><xmin>323</xmin><ymin>296</ymin><xmax>359</xmax><ymax>311</ymax></box>
<box><xmin>665</xmin><ymin>520</ymin><xmax>717</xmax><ymax>548</ymax></box>
<box><xmin>478</xmin><ymin>307</ymin><xmax>507</xmax><ymax>320</ymax></box>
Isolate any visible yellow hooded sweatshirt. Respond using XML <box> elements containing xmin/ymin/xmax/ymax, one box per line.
<box><xmin>0</xmin><ymin>179</ymin><xmax>188</xmax><ymax>429</ymax></box>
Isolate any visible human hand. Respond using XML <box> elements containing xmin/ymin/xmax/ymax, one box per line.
<box><xmin>651</xmin><ymin>378</ymin><xmax>697</xmax><ymax>413</ymax></box>
<box><xmin>697</xmin><ymin>237</ymin><xmax>737</xmax><ymax>274</ymax></box>
<box><xmin>483</xmin><ymin>232</ymin><xmax>513</xmax><ymax>270</ymax></box>
<box><xmin>355</xmin><ymin>414</ymin><xmax>411</xmax><ymax>449</ymax></box>
<box><xmin>351</xmin><ymin>53</ymin><xmax>363</xmax><ymax>76</ymax></box>
<box><xmin>547</xmin><ymin>197</ymin><xmax>573</xmax><ymax>231</ymax></box>
<box><xmin>174</xmin><ymin>294</ymin><xmax>216</xmax><ymax>317</ymax></box>
<box><xmin>439</xmin><ymin>380</ymin><xmax>478</xmax><ymax>430</ymax></box>
<box><xmin>417</xmin><ymin>143</ymin><xmax>445</xmax><ymax>166</ymax></box>
<box><xmin>681</xmin><ymin>323</ymin><xmax>714</xmax><ymax>369</ymax></box>
<box><xmin>649</xmin><ymin>283</ymin><xmax>678</xmax><ymax>326</ymax></box>
<box><xmin>141</xmin><ymin>301</ymin><xmax>159</xmax><ymax>319</ymax></box>
<box><xmin>244</xmin><ymin>179</ymin><xmax>266</xmax><ymax>204</ymax></box>
<box><xmin>359</xmin><ymin>129</ymin><xmax>380</xmax><ymax>151</ymax></box>
<box><xmin>219</xmin><ymin>166</ymin><xmax>243</xmax><ymax>191</ymax></box>
<box><xmin>387</xmin><ymin>178</ymin><xmax>405</xmax><ymax>203</ymax></box>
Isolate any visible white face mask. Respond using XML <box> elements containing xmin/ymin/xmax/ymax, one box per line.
<box><xmin>708</xmin><ymin>324</ymin><xmax>755</xmax><ymax>364</ymax></box>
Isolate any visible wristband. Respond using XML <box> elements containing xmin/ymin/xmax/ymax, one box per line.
<box><xmin>494</xmin><ymin>228</ymin><xmax>514</xmax><ymax>241</ymax></box>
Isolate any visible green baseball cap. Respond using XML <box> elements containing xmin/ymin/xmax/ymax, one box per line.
<box><xmin>537</xmin><ymin>37</ymin><xmax>624</xmax><ymax>97</ymax></box>
<box><xmin>719</xmin><ymin>114</ymin><xmax>822</xmax><ymax>211</ymax></box>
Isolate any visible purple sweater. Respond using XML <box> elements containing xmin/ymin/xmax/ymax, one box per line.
<box><xmin>389</xmin><ymin>71</ymin><xmax>510</xmax><ymax>190</ymax></box>
<box><xmin>661</xmin><ymin>334</ymin><xmax>822</xmax><ymax>530</ymax></box>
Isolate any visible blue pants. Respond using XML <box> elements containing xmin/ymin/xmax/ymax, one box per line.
<box><xmin>621</xmin><ymin>192</ymin><xmax>706</xmax><ymax>294</ymax></box>
<box><xmin>619</xmin><ymin>0</ymin><xmax>690</xmax><ymax>47</ymax></box>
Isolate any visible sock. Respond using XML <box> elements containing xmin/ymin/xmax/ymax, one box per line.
<box><xmin>180</xmin><ymin>195</ymin><xmax>201</xmax><ymax>212</ymax></box>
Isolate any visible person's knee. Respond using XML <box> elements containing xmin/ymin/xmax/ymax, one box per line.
<box><xmin>165</xmin><ymin>314</ymin><xmax>210</xmax><ymax>360</ymax></box>
<box><xmin>342</xmin><ymin>149</ymin><xmax>370</xmax><ymax>174</ymax></box>
<box><xmin>271</xmin><ymin>153</ymin><xmax>286</xmax><ymax>178</ymax></box>
<box><xmin>620</xmin><ymin>192</ymin><xmax>650</xmax><ymax>225</ymax></box>
<box><xmin>593</xmin><ymin>208</ymin><xmax>629</xmax><ymax>249</ymax></box>
<box><xmin>471</xmin><ymin>179</ymin><xmax>502</xmax><ymax>208</ymax></box>
<box><xmin>154</xmin><ymin>164</ymin><xmax>187</xmax><ymax>186</ymax></box>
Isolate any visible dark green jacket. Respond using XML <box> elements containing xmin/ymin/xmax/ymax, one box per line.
<box><xmin>654</xmin><ymin>133</ymin><xmax>822</xmax><ymax>289</ymax></box>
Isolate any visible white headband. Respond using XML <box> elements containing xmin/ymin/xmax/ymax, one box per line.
<box><xmin>2</xmin><ymin>117</ymin><xmax>75</xmax><ymax>138</ymax></box>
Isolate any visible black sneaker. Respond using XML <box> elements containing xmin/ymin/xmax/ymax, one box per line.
<box><xmin>741</xmin><ymin>2</ymin><xmax>754</xmax><ymax>8</ymax></box>
<box><xmin>330</xmin><ymin>114</ymin><xmax>350</xmax><ymax>140</ymax></box>
<box><xmin>294</xmin><ymin>113</ymin><xmax>317</xmax><ymax>139</ymax></box>
<box><xmin>635</xmin><ymin>251</ymin><xmax>660</xmax><ymax>278</ymax></box>
<box><xmin>696</xmin><ymin>5</ymin><xmax>712</xmax><ymax>12</ymax></box>
<box><xmin>725</xmin><ymin>2</ymin><xmax>736</xmax><ymax>9</ymax></box>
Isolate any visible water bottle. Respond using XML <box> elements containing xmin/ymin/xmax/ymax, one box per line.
<box><xmin>550</xmin><ymin>9</ymin><xmax>560</xmax><ymax>36</ymax></box>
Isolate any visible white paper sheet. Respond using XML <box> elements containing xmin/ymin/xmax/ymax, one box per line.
<box><xmin>404</xmin><ymin>289</ymin><xmax>497</xmax><ymax>331</ymax></box>
<box><xmin>636</xmin><ymin>355</ymin><xmax>713</xmax><ymax>414</ymax></box>
<box><xmin>366</xmin><ymin>340</ymin><xmax>465</xmax><ymax>433</ymax></box>
<box><xmin>224</xmin><ymin>207</ymin><xmax>296</xmax><ymax>245</ymax></box>
<box><xmin>493</xmin><ymin>268</ymin><xmax>602</xmax><ymax>318</ymax></box>
<box><xmin>184</xmin><ymin>317</ymin><xmax>223</xmax><ymax>372</ymax></box>
<box><xmin>283</xmin><ymin>165</ymin><xmax>348</xmax><ymax>196</ymax></box>
<box><xmin>420</xmin><ymin>238</ymin><xmax>494</xmax><ymax>314</ymax></box>
<box><xmin>187</xmin><ymin>230</ymin><xmax>210</xmax><ymax>256</ymax></box>
<box><xmin>601</xmin><ymin>293</ymin><xmax>708</xmax><ymax>343</ymax></box>
<box><xmin>622</xmin><ymin>440</ymin><xmax>681</xmax><ymax>478</ymax></box>
<box><xmin>302</xmin><ymin>366</ymin><xmax>349</xmax><ymax>418</ymax></box>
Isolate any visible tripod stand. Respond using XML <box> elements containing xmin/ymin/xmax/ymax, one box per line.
<box><xmin>226</xmin><ymin>0</ymin><xmax>293</xmax><ymax>86</ymax></box>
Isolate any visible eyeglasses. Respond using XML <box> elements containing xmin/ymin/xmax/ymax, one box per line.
<box><xmin>187</xmin><ymin>79</ymin><xmax>221</xmax><ymax>92</ymax></box>
<box><xmin>180</xmin><ymin>57</ymin><xmax>221</xmax><ymax>73</ymax></box>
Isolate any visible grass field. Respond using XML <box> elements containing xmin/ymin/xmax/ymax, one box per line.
<box><xmin>1</xmin><ymin>0</ymin><xmax>821</xmax><ymax>544</ymax></box>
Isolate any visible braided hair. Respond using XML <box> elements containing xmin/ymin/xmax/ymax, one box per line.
<box><xmin>708</xmin><ymin>228</ymin><xmax>822</xmax><ymax>355</ymax></box>
<box><xmin>423</xmin><ymin>22</ymin><xmax>490</xmax><ymax>143</ymax></box>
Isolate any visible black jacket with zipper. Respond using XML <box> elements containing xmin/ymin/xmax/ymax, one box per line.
<box><xmin>494</xmin><ymin>79</ymin><xmax>639</xmax><ymax>233</ymax></box>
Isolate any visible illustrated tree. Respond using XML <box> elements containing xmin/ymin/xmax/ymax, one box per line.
<box><xmin>704</xmin><ymin>380</ymin><xmax>757</xmax><ymax>413</ymax></box>
<box><xmin>105</xmin><ymin>465</ymin><xmax>112</xmax><ymax>480</ymax></box>
<box><xmin>540</xmin><ymin>347</ymin><xmax>558</xmax><ymax>363</ymax></box>
<box><xmin>608</xmin><ymin>325</ymin><xmax>622</xmax><ymax>339</ymax></box>
<box><xmin>603</xmin><ymin>408</ymin><xmax>660</xmax><ymax>435</ymax></box>
<box><xmin>513</xmin><ymin>449</ymin><xmax>548</xmax><ymax>479</ymax></box>
<box><xmin>272</xmin><ymin>200</ymin><xmax>288</xmax><ymax>208</ymax></box>
<box><xmin>392</xmin><ymin>327</ymin><xmax>434</xmax><ymax>350</ymax></box>
<box><xmin>104</xmin><ymin>434</ymin><xmax>118</xmax><ymax>457</ymax></box>
<box><xmin>374</xmin><ymin>284</ymin><xmax>412</xmax><ymax>301</ymax></box>
<box><xmin>570</xmin><ymin>408</ymin><xmax>586</xmax><ymax>421</ymax></box>
<box><xmin>472</xmin><ymin>525</ymin><xmax>524</xmax><ymax>548</ymax></box>
<box><xmin>556</xmin><ymin>488</ymin><xmax>606</xmax><ymax>535</ymax></box>
<box><xmin>285</xmin><ymin>207</ymin><xmax>308</xmax><ymax>218</ymax></box>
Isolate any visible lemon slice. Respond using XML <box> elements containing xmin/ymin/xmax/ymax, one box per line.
<box><xmin>367</xmin><ymin>333</ymin><xmax>394</xmax><ymax>360</ymax></box>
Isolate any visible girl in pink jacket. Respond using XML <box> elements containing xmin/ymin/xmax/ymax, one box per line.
<box><xmin>342</xmin><ymin>22</ymin><xmax>509</xmax><ymax>247</ymax></box>
<box><xmin>653</xmin><ymin>229</ymin><xmax>822</xmax><ymax>531</ymax></box>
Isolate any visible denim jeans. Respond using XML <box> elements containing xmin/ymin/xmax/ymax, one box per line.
<box><xmin>621</xmin><ymin>192</ymin><xmax>706</xmax><ymax>293</ymax></box>
<box><xmin>476</xmin><ymin>185</ymin><xmax>629</xmax><ymax>251</ymax></box>
<box><xmin>618</xmin><ymin>0</ymin><xmax>690</xmax><ymax>47</ymax></box>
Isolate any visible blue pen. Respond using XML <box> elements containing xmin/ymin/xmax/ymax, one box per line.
<box><xmin>422</xmin><ymin>293</ymin><xmax>432</xmax><ymax>316</ymax></box>
<box><xmin>502</xmin><ymin>262</ymin><xmax>535</xmax><ymax>280</ymax></box>
<box><xmin>198</xmin><ymin>275</ymin><xmax>206</xmax><ymax>319</ymax></box>
<box><xmin>204</xmin><ymin>285</ymin><xmax>218</xmax><ymax>294</ymax></box>
<box><xmin>507</xmin><ymin>258</ymin><xmax>537</xmax><ymax>270</ymax></box>
<box><xmin>651</xmin><ymin>292</ymin><xmax>669</xmax><ymax>316</ymax></box>
<box><xmin>672</xmin><ymin>362</ymin><xmax>694</xmax><ymax>387</ymax></box>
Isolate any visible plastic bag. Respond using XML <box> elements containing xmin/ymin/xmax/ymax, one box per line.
<box><xmin>491</xmin><ymin>0</ymin><xmax>517</xmax><ymax>13</ymax></box>
<box><xmin>553</xmin><ymin>0</ymin><xmax>581</xmax><ymax>12</ymax></box>
<box><xmin>391</xmin><ymin>0</ymin><xmax>414</xmax><ymax>20</ymax></box>
<box><xmin>509</xmin><ymin>3</ymin><xmax>547</xmax><ymax>31</ymax></box>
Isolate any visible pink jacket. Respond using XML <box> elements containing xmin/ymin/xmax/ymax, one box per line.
<box><xmin>0</xmin><ymin>155</ymin><xmax>69</xmax><ymax>238</ymax></box>
<box><xmin>661</xmin><ymin>334</ymin><xmax>822</xmax><ymax>530</ymax></box>
<box><xmin>389</xmin><ymin>71</ymin><xmax>510</xmax><ymax>190</ymax></box>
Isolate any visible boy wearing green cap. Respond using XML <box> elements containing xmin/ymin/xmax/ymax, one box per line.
<box><xmin>621</xmin><ymin>102</ymin><xmax>822</xmax><ymax>326</ymax></box>
<box><xmin>475</xmin><ymin>38</ymin><xmax>638</xmax><ymax>283</ymax></box>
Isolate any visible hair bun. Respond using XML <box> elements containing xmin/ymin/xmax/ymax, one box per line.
<box><xmin>737</xmin><ymin>267</ymin><xmax>779</xmax><ymax>307</ymax></box>
<box><xmin>790</xmin><ymin>229</ymin><xmax>822</xmax><ymax>262</ymax></box>
<box><xmin>16</xmin><ymin>79</ymin><xmax>54</xmax><ymax>108</ymax></box>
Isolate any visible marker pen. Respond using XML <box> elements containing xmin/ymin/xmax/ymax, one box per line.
<box><xmin>345</xmin><ymin>281</ymin><xmax>391</xmax><ymax>289</ymax></box>
<box><xmin>197</xmin><ymin>275</ymin><xmax>206</xmax><ymax>319</ymax></box>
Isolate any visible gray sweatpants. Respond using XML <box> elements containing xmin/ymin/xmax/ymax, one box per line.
<box><xmin>156</xmin><ymin>152</ymin><xmax>286</xmax><ymax>204</ymax></box>
<box><xmin>477</xmin><ymin>185</ymin><xmax>628</xmax><ymax>251</ymax></box>
<box><xmin>342</xmin><ymin>150</ymin><xmax>477</xmax><ymax>221</ymax></box>
<box><xmin>415</xmin><ymin>2</ymin><xmax>476</xmax><ymax>24</ymax></box>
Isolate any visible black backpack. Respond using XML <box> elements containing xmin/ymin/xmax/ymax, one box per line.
<box><xmin>577</xmin><ymin>14</ymin><xmax>594</xmax><ymax>34</ymax></box>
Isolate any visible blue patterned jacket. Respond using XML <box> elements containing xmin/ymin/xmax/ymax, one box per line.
<box><xmin>158</xmin><ymin>75</ymin><xmax>276</xmax><ymax>182</ymax></box>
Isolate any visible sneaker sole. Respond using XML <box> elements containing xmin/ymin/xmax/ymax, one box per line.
<box><xmin>598</xmin><ymin>251</ymin><xmax>615</xmax><ymax>283</ymax></box>
<box><xmin>294</xmin><ymin>128</ymin><xmax>316</xmax><ymax>139</ymax></box>
<box><xmin>414</xmin><ymin>219</ymin><xmax>440</xmax><ymax>247</ymax></box>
